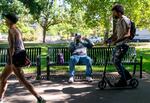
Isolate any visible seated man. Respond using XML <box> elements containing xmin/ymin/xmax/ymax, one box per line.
<box><xmin>68</xmin><ymin>33</ymin><xmax>94</xmax><ymax>83</ymax></box>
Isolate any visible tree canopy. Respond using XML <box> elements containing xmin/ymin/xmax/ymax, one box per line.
<box><xmin>0</xmin><ymin>0</ymin><xmax>150</xmax><ymax>42</ymax></box>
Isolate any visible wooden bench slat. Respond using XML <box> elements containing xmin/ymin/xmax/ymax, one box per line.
<box><xmin>46</xmin><ymin>46</ymin><xmax>143</xmax><ymax>79</ymax></box>
<box><xmin>0</xmin><ymin>47</ymin><xmax>41</xmax><ymax>80</ymax></box>
<box><xmin>47</xmin><ymin>47</ymin><xmax>137</xmax><ymax>65</ymax></box>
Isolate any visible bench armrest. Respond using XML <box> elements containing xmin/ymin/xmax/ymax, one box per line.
<box><xmin>140</xmin><ymin>55</ymin><xmax>143</xmax><ymax>78</ymax></box>
<box><xmin>36</xmin><ymin>55</ymin><xmax>41</xmax><ymax>66</ymax></box>
<box><xmin>47</xmin><ymin>55</ymin><xmax>50</xmax><ymax>64</ymax></box>
<box><xmin>132</xmin><ymin>54</ymin><xmax>137</xmax><ymax>61</ymax></box>
<box><xmin>36</xmin><ymin>55</ymin><xmax>41</xmax><ymax>80</ymax></box>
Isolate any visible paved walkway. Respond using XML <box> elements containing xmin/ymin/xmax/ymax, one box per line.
<box><xmin>2</xmin><ymin>73</ymin><xmax>150</xmax><ymax>103</ymax></box>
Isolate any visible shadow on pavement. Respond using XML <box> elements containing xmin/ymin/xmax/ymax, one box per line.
<box><xmin>3</xmin><ymin>77</ymin><xmax>150</xmax><ymax>103</ymax></box>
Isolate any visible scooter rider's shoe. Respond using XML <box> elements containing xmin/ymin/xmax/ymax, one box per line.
<box><xmin>114</xmin><ymin>79</ymin><xmax>127</xmax><ymax>87</ymax></box>
<box><xmin>37</xmin><ymin>96</ymin><xmax>46</xmax><ymax>103</ymax></box>
<box><xmin>124</xmin><ymin>70</ymin><xmax>132</xmax><ymax>80</ymax></box>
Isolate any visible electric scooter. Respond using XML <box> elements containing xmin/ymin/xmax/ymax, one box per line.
<box><xmin>98</xmin><ymin>43</ymin><xmax>139</xmax><ymax>90</ymax></box>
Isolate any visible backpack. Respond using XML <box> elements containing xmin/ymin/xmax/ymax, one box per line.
<box><xmin>129</xmin><ymin>21</ymin><xmax>136</xmax><ymax>40</ymax></box>
<box><xmin>57</xmin><ymin>52</ymin><xmax>64</xmax><ymax>64</ymax></box>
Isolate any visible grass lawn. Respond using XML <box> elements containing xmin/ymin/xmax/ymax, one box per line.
<box><xmin>0</xmin><ymin>42</ymin><xmax>149</xmax><ymax>74</ymax></box>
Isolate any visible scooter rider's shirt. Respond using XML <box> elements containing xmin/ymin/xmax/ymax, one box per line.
<box><xmin>114</xmin><ymin>15</ymin><xmax>131</xmax><ymax>46</ymax></box>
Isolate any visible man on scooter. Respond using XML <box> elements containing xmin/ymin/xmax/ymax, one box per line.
<box><xmin>105</xmin><ymin>4</ymin><xmax>132</xmax><ymax>87</ymax></box>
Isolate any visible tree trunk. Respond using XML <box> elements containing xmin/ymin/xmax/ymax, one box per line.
<box><xmin>113</xmin><ymin>17</ymin><xmax>117</xmax><ymax>34</ymax></box>
<box><xmin>104</xmin><ymin>29</ymin><xmax>109</xmax><ymax>41</ymax></box>
<box><xmin>104</xmin><ymin>15</ymin><xmax>110</xmax><ymax>41</ymax></box>
<box><xmin>43</xmin><ymin>27</ymin><xmax>46</xmax><ymax>43</ymax></box>
<box><xmin>104</xmin><ymin>22</ymin><xmax>110</xmax><ymax>41</ymax></box>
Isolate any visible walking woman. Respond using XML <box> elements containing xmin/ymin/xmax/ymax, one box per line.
<box><xmin>0</xmin><ymin>13</ymin><xmax>46</xmax><ymax>103</ymax></box>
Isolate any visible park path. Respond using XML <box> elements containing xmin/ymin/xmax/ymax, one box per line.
<box><xmin>2</xmin><ymin>72</ymin><xmax>150</xmax><ymax>103</ymax></box>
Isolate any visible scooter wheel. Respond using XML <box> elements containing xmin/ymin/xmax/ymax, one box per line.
<box><xmin>98</xmin><ymin>80</ymin><xmax>107</xmax><ymax>90</ymax></box>
<box><xmin>129</xmin><ymin>79</ymin><xmax>139</xmax><ymax>88</ymax></box>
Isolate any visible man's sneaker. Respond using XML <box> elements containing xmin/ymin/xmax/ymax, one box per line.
<box><xmin>86</xmin><ymin>77</ymin><xmax>93</xmax><ymax>82</ymax></box>
<box><xmin>0</xmin><ymin>100</ymin><xmax>4</xmax><ymax>103</ymax></box>
<box><xmin>68</xmin><ymin>77</ymin><xmax>74</xmax><ymax>83</ymax></box>
<box><xmin>37</xmin><ymin>97</ymin><xmax>46</xmax><ymax>103</ymax></box>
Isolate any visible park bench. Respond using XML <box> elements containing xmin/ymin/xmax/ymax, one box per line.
<box><xmin>46</xmin><ymin>47</ymin><xmax>143</xmax><ymax>80</ymax></box>
<box><xmin>0</xmin><ymin>47</ymin><xmax>41</xmax><ymax>80</ymax></box>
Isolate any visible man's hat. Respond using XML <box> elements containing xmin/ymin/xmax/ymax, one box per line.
<box><xmin>75</xmin><ymin>33</ymin><xmax>81</xmax><ymax>39</ymax></box>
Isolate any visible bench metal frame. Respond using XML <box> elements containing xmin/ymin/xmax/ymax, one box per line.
<box><xmin>46</xmin><ymin>47</ymin><xmax>143</xmax><ymax>80</ymax></box>
<box><xmin>0</xmin><ymin>47</ymin><xmax>41</xmax><ymax>80</ymax></box>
